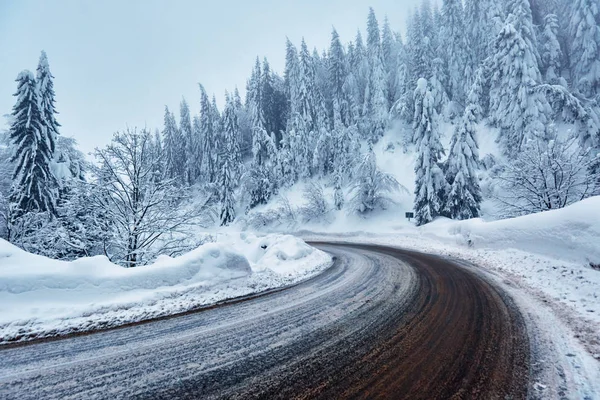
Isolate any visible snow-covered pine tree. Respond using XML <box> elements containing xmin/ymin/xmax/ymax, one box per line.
<box><xmin>540</xmin><ymin>14</ymin><xmax>564</xmax><ymax>85</ymax></box>
<box><xmin>429</xmin><ymin>58</ymin><xmax>450</xmax><ymax>117</ymax></box>
<box><xmin>210</xmin><ymin>95</ymin><xmax>223</xmax><ymax>173</ymax></box>
<box><xmin>287</xmin><ymin>112</ymin><xmax>311</xmax><ymax>179</ymax></box>
<box><xmin>349</xmin><ymin>144</ymin><xmax>400</xmax><ymax>214</ymax></box>
<box><xmin>488</xmin><ymin>7</ymin><xmax>550</xmax><ymax>156</ymax></box>
<box><xmin>349</xmin><ymin>31</ymin><xmax>369</xmax><ymax>121</ymax></box>
<box><xmin>36</xmin><ymin>51</ymin><xmax>60</xmax><ymax>146</ymax></box>
<box><xmin>162</xmin><ymin>106</ymin><xmax>180</xmax><ymax>182</ymax></box>
<box><xmin>382</xmin><ymin>17</ymin><xmax>400</xmax><ymax>107</ymax></box>
<box><xmin>329</xmin><ymin>28</ymin><xmax>353</xmax><ymax>129</ymax></box>
<box><xmin>246</xmin><ymin>127</ymin><xmax>277</xmax><ymax>208</ymax></box>
<box><xmin>179</xmin><ymin>98</ymin><xmax>194</xmax><ymax>185</ymax></box>
<box><xmin>568</xmin><ymin>0</ymin><xmax>600</xmax><ymax>97</ymax></box>
<box><xmin>246</xmin><ymin>59</ymin><xmax>278</xmax><ymax>208</ymax></box>
<box><xmin>364</xmin><ymin>8</ymin><xmax>389</xmax><ymax>141</ymax></box>
<box><xmin>284</xmin><ymin>38</ymin><xmax>301</xmax><ymax>115</ymax></box>
<box><xmin>198</xmin><ymin>84</ymin><xmax>217</xmax><ymax>182</ymax></box>
<box><xmin>261</xmin><ymin>58</ymin><xmax>287</xmax><ymax>147</ymax></box>
<box><xmin>9</xmin><ymin>70</ymin><xmax>58</xmax><ymax>220</ymax></box>
<box><xmin>333</xmin><ymin>171</ymin><xmax>344</xmax><ymax>210</ymax></box>
<box><xmin>298</xmin><ymin>39</ymin><xmax>318</xmax><ymax>134</ymax></box>
<box><xmin>234</xmin><ymin>87</ymin><xmax>252</xmax><ymax>158</ymax></box>
<box><xmin>413</xmin><ymin>78</ymin><xmax>447</xmax><ymax>226</ymax></box>
<box><xmin>464</xmin><ymin>0</ymin><xmax>506</xmax><ymax>71</ymax></box>
<box><xmin>219</xmin><ymin>155</ymin><xmax>235</xmax><ymax>226</ymax></box>
<box><xmin>440</xmin><ymin>0</ymin><xmax>469</xmax><ymax>106</ymax></box>
<box><xmin>312</xmin><ymin>128</ymin><xmax>334</xmax><ymax>177</ymax></box>
<box><xmin>222</xmin><ymin>92</ymin><xmax>242</xmax><ymax>181</ymax></box>
<box><xmin>444</xmin><ymin>104</ymin><xmax>482</xmax><ymax>220</ymax></box>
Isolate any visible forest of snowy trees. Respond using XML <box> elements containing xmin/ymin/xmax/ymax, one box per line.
<box><xmin>2</xmin><ymin>0</ymin><xmax>600</xmax><ymax>265</ymax></box>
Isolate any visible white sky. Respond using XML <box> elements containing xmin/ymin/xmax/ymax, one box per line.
<box><xmin>0</xmin><ymin>0</ymin><xmax>423</xmax><ymax>154</ymax></box>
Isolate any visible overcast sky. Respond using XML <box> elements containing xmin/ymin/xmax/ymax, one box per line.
<box><xmin>0</xmin><ymin>0</ymin><xmax>423</xmax><ymax>154</ymax></box>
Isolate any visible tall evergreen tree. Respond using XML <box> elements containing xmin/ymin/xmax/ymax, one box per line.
<box><xmin>349</xmin><ymin>31</ymin><xmax>369</xmax><ymax>119</ymax></box>
<box><xmin>440</xmin><ymin>0</ymin><xmax>469</xmax><ymax>105</ymax></box>
<box><xmin>412</xmin><ymin>79</ymin><xmax>447</xmax><ymax>226</ymax></box>
<box><xmin>179</xmin><ymin>98</ymin><xmax>194</xmax><ymax>185</ymax></box>
<box><xmin>198</xmin><ymin>84</ymin><xmax>217</xmax><ymax>182</ymax></box>
<box><xmin>9</xmin><ymin>71</ymin><xmax>58</xmax><ymax>219</ymax></box>
<box><xmin>381</xmin><ymin>17</ymin><xmax>399</xmax><ymax>107</ymax></box>
<box><xmin>284</xmin><ymin>38</ymin><xmax>301</xmax><ymax>115</ymax></box>
<box><xmin>219</xmin><ymin>156</ymin><xmax>236</xmax><ymax>226</ymax></box>
<box><xmin>488</xmin><ymin>10</ymin><xmax>550</xmax><ymax>156</ymax></box>
<box><xmin>364</xmin><ymin>7</ymin><xmax>389</xmax><ymax>141</ymax></box>
<box><xmin>464</xmin><ymin>0</ymin><xmax>506</xmax><ymax>71</ymax></box>
<box><xmin>540</xmin><ymin>14</ymin><xmax>564</xmax><ymax>85</ymax></box>
<box><xmin>162</xmin><ymin>106</ymin><xmax>180</xmax><ymax>182</ymax></box>
<box><xmin>568</xmin><ymin>0</ymin><xmax>600</xmax><ymax>97</ymax></box>
<box><xmin>444</xmin><ymin>104</ymin><xmax>483</xmax><ymax>220</ymax></box>
<box><xmin>36</xmin><ymin>51</ymin><xmax>60</xmax><ymax>146</ymax></box>
<box><xmin>222</xmin><ymin>92</ymin><xmax>242</xmax><ymax>180</ymax></box>
<box><xmin>329</xmin><ymin>28</ymin><xmax>353</xmax><ymax>129</ymax></box>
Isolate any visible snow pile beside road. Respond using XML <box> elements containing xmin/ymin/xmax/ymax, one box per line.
<box><xmin>420</xmin><ymin>196</ymin><xmax>600</xmax><ymax>266</ymax></box>
<box><xmin>0</xmin><ymin>233</ymin><xmax>332</xmax><ymax>343</ymax></box>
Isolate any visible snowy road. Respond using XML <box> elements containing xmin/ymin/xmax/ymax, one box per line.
<box><xmin>0</xmin><ymin>243</ymin><xmax>529</xmax><ymax>399</ymax></box>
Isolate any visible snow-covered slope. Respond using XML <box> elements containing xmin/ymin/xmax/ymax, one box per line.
<box><xmin>0</xmin><ymin>233</ymin><xmax>332</xmax><ymax>343</ymax></box>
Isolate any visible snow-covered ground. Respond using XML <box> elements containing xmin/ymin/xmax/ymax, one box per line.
<box><xmin>0</xmin><ymin>233</ymin><xmax>332</xmax><ymax>344</ymax></box>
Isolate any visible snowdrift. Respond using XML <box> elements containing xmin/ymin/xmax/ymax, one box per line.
<box><xmin>0</xmin><ymin>233</ymin><xmax>332</xmax><ymax>343</ymax></box>
<box><xmin>421</xmin><ymin>196</ymin><xmax>600</xmax><ymax>265</ymax></box>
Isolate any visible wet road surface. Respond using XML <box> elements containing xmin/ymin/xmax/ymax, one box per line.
<box><xmin>0</xmin><ymin>243</ymin><xmax>529</xmax><ymax>399</ymax></box>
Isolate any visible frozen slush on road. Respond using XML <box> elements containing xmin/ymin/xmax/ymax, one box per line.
<box><xmin>0</xmin><ymin>233</ymin><xmax>332</xmax><ymax>344</ymax></box>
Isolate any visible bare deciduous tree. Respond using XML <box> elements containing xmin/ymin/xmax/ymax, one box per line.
<box><xmin>90</xmin><ymin>128</ymin><xmax>213</xmax><ymax>267</ymax></box>
<box><xmin>495</xmin><ymin>136</ymin><xmax>598</xmax><ymax>216</ymax></box>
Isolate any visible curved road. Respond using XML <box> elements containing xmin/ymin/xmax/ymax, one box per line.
<box><xmin>0</xmin><ymin>243</ymin><xmax>529</xmax><ymax>399</ymax></box>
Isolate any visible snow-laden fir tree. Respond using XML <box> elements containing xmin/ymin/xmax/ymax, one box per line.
<box><xmin>210</xmin><ymin>95</ymin><xmax>223</xmax><ymax>172</ymax></box>
<box><xmin>9</xmin><ymin>70</ymin><xmax>58</xmax><ymax>220</ymax></box>
<box><xmin>36</xmin><ymin>51</ymin><xmax>60</xmax><ymax>145</ymax></box>
<box><xmin>413</xmin><ymin>78</ymin><xmax>447</xmax><ymax>226</ymax></box>
<box><xmin>382</xmin><ymin>17</ymin><xmax>400</xmax><ymax>108</ymax></box>
<box><xmin>329</xmin><ymin>28</ymin><xmax>354</xmax><ymax>129</ymax></box>
<box><xmin>444</xmin><ymin>104</ymin><xmax>482</xmax><ymax>220</ymax></box>
<box><xmin>162</xmin><ymin>106</ymin><xmax>180</xmax><ymax>182</ymax></box>
<box><xmin>219</xmin><ymin>155</ymin><xmax>236</xmax><ymax>226</ymax></box>
<box><xmin>332</xmin><ymin>124</ymin><xmax>360</xmax><ymax>179</ymax></box>
<box><xmin>429</xmin><ymin>58</ymin><xmax>450</xmax><ymax>117</ymax></box>
<box><xmin>364</xmin><ymin>8</ymin><xmax>389</xmax><ymax>141</ymax></box>
<box><xmin>488</xmin><ymin>7</ymin><xmax>550</xmax><ymax>156</ymax></box>
<box><xmin>333</xmin><ymin>171</ymin><xmax>344</xmax><ymax>210</ymax></box>
<box><xmin>246</xmin><ymin>59</ymin><xmax>278</xmax><ymax>208</ymax></box>
<box><xmin>222</xmin><ymin>92</ymin><xmax>242</xmax><ymax>181</ymax></box>
<box><xmin>568</xmin><ymin>0</ymin><xmax>600</xmax><ymax>97</ymax></box>
<box><xmin>349</xmin><ymin>31</ymin><xmax>369</xmax><ymax>121</ymax></box>
<box><xmin>349</xmin><ymin>144</ymin><xmax>400</xmax><ymax>214</ymax></box>
<box><xmin>284</xmin><ymin>38</ymin><xmax>301</xmax><ymax>115</ymax></box>
<box><xmin>440</xmin><ymin>0</ymin><xmax>469</xmax><ymax>105</ymax></box>
<box><xmin>313</xmin><ymin>128</ymin><xmax>334</xmax><ymax>177</ymax></box>
<box><xmin>179</xmin><ymin>98</ymin><xmax>195</xmax><ymax>185</ymax></box>
<box><xmin>288</xmin><ymin>112</ymin><xmax>311</xmax><ymax>179</ymax></box>
<box><xmin>540</xmin><ymin>14</ymin><xmax>564</xmax><ymax>85</ymax></box>
<box><xmin>246</xmin><ymin>127</ymin><xmax>277</xmax><ymax>208</ymax></box>
<box><xmin>198</xmin><ymin>84</ymin><xmax>217</xmax><ymax>182</ymax></box>
<box><xmin>298</xmin><ymin>39</ymin><xmax>318</xmax><ymax>134</ymax></box>
<box><xmin>464</xmin><ymin>0</ymin><xmax>506</xmax><ymax>71</ymax></box>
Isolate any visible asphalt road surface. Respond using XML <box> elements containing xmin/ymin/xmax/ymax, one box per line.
<box><xmin>0</xmin><ymin>243</ymin><xmax>530</xmax><ymax>399</ymax></box>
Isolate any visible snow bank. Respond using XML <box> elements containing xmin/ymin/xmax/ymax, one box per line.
<box><xmin>421</xmin><ymin>196</ymin><xmax>600</xmax><ymax>265</ymax></box>
<box><xmin>0</xmin><ymin>233</ymin><xmax>332</xmax><ymax>343</ymax></box>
